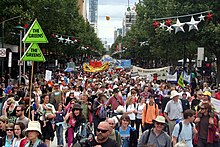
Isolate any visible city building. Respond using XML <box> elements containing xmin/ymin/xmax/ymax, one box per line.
<box><xmin>114</xmin><ymin>28</ymin><xmax>123</xmax><ymax>41</ymax></box>
<box><xmin>88</xmin><ymin>0</ymin><xmax>98</xmax><ymax>32</ymax></box>
<box><xmin>77</xmin><ymin>0</ymin><xmax>87</xmax><ymax>21</ymax></box>
<box><xmin>122</xmin><ymin>10</ymin><xmax>137</xmax><ymax>36</ymax></box>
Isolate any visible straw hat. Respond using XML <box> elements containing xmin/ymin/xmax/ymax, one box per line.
<box><xmin>26</xmin><ymin>121</ymin><xmax>42</xmax><ymax>134</ymax></box>
<box><xmin>170</xmin><ymin>90</ymin><xmax>179</xmax><ymax>98</ymax></box>
<box><xmin>154</xmin><ymin>116</ymin><xmax>166</xmax><ymax>124</ymax></box>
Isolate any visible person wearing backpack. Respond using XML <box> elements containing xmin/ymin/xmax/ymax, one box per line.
<box><xmin>138</xmin><ymin>115</ymin><xmax>171</xmax><ymax>147</ymax></box>
<box><xmin>172</xmin><ymin>109</ymin><xmax>198</xmax><ymax>147</ymax></box>
<box><xmin>93</xmin><ymin>93</ymin><xmax>106</xmax><ymax>135</ymax></box>
<box><xmin>142</xmin><ymin>95</ymin><xmax>159</xmax><ymax>131</ymax></box>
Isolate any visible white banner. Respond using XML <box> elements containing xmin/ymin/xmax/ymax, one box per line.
<box><xmin>183</xmin><ymin>71</ymin><xmax>191</xmax><ymax>83</ymax></box>
<box><xmin>132</xmin><ymin>66</ymin><xmax>170</xmax><ymax>80</ymax></box>
<box><xmin>0</xmin><ymin>48</ymin><xmax>6</xmax><ymax>57</ymax></box>
<box><xmin>211</xmin><ymin>98</ymin><xmax>220</xmax><ymax>113</ymax></box>
<box><xmin>45</xmin><ymin>70</ymin><xmax>52</xmax><ymax>81</ymax></box>
<box><xmin>167</xmin><ymin>72</ymin><xmax>177</xmax><ymax>82</ymax></box>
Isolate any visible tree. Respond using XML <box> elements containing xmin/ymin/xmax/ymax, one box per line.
<box><xmin>1</xmin><ymin>0</ymin><xmax>104</xmax><ymax>60</ymax></box>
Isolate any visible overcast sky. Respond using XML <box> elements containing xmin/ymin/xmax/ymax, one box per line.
<box><xmin>96</xmin><ymin>0</ymin><xmax>138</xmax><ymax>45</ymax></box>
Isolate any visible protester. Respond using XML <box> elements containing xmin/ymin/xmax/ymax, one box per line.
<box><xmin>12</xmin><ymin>122</ymin><xmax>26</xmax><ymax>147</ymax></box>
<box><xmin>172</xmin><ymin>109</ymin><xmax>198</xmax><ymax>147</ymax></box>
<box><xmin>142</xmin><ymin>95</ymin><xmax>159</xmax><ymax>131</ymax></box>
<box><xmin>194</xmin><ymin>103</ymin><xmax>218</xmax><ymax>146</ymax></box>
<box><xmin>106</xmin><ymin>88</ymin><xmax>124</xmax><ymax>112</ymax></box>
<box><xmin>138</xmin><ymin>116</ymin><xmax>171</xmax><ymax>147</ymax></box>
<box><xmin>55</xmin><ymin>103</ymin><xmax>65</xmax><ymax>147</ymax></box>
<box><xmin>90</xmin><ymin>121</ymin><xmax>120</xmax><ymax>147</ymax></box>
<box><xmin>93</xmin><ymin>93</ymin><xmax>107</xmax><ymax>134</ymax></box>
<box><xmin>15</xmin><ymin>105</ymin><xmax>29</xmax><ymax>128</ymax></box>
<box><xmin>106</xmin><ymin>117</ymin><xmax>122</xmax><ymax>146</ymax></box>
<box><xmin>4</xmin><ymin>123</ymin><xmax>14</xmax><ymax>147</ymax></box>
<box><xmin>124</xmin><ymin>96</ymin><xmax>137</xmax><ymax>127</ymax></box>
<box><xmin>135</xmin><ymin>96</ymin><xmax>146</xmax><ymax>138</ymax></box>
<box><xmin>164</xmin><ymin>90</ymin><xmax>183</xmax><ymax>135</ymax></box>
<box><xmin>25</xmin><ymin>121</ymin><xmax>47</xmax><ymax>147</ymax></box>
<box><xmin>117</xmin><ymin>114</ymin><xmax>137</xmax><ymax>147</ymax></box>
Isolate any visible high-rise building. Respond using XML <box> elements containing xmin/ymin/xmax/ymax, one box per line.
<box><xmin>122</xmin><ymin>10</ymin><xmax>137</xmax><ymax>36</ymax></box>
<box><xmin>114</xmin><ymin>28</ymin><xmax>123</xmax><ymax>41</ymax></box>
<box><xmin>77</xmin><ymin>0</ymin><xmax>87</xmax><ymax>21</ymax></box>
<box><xmin>88</xmin><ymin>0</ymin><xmax>98</xmax><ymax>32</ymax></box>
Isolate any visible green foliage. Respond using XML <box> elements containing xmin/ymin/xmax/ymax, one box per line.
<box><xmin>1</xmin><ymin>0</ymin><xmax>104</xmax><ymax>58</ymax></box>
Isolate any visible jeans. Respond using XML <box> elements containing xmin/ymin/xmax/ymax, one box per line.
<box><xmin>198</xmin><ymin>138</ymin><xmax>213</xmax><ymax>147</ymax></box>
<box><xmin>56</xmin><ymin>125</ymin><xmax>64</xmax><ymax>146</ymax></box>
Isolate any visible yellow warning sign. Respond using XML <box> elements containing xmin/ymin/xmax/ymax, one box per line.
<box><xmin>21</xmin><ymin>43</ymin><xmax>45</xmax><ymax>62</ymax></box>
<box><xmin>22</xmin><ymin>19</ymin><xmax>48</xmax><ymax>43</ymax></box>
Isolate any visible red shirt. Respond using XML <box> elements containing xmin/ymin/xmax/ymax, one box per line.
<box><xmin>215</xmin><ymin>92</ymin><xmax>220</xmax><ymax>100</ymax></box>
<box><xmin>106</xmin><ymin>95</ymin><xmax>124</xmax><ymax>111</ymax></box>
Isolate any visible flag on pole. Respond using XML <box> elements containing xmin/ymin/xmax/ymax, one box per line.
<box><xmin>178</xmin><ymin>72</ymin><xmax>185</xmax><ymax>88</ymax></box>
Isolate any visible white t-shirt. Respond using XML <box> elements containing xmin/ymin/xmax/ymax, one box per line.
<box><xmin>136</xmin><ymin>103</ymin><xmax>146</xmax><ymax>119</ymax></box>
<box><xmin>124</xmin><ymin>104</ymin><xmax>136</xmax><ymax>120</ymax></box>
<box><xmin>172</xmin><ymin>122</ymin><xmax>195</xmax><ymax>147</ymax></box>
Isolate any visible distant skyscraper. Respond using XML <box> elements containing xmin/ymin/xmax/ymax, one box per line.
<box><xmin>89</xmin><ymin>0</ymin><xmax>98</xmax><ymax>23</ymax></box>
<box><xmin>89</xmin><ymin>0</ymin><xmax>98</xmax><ymax>32</ymax></box>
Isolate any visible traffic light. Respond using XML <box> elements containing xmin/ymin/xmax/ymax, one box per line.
<box><xmin>197</xmin><ymin>61</ymin><xmax>212</xmax><ymax>76</ymax></box>
<box><xmin>202</xmin><ymin>61</ymin><xmax>212</xmax><ymax>76</ymax></box>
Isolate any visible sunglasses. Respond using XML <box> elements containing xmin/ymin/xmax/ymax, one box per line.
<box><xmin>16</xmin><ymin>110</ymin><xmax>22</xmax><ymax>112</ymax></box>
<box><xmin>200</xmin><ymin>107</ymin><xmax>206</xmax><ymax>110</ymax></box>
<box><xmin>156</xmin><ymin>122</ymin><xmax>165</xmax><ymax>126</ymax></box>
<box><xmin>6</xmin><ymin>129</ymin><xmax>14</xmax><ymax>131</ymax></box>
<box><xmin>96</xmin><ymin>128</ymin><xmax>108</xmax><ymax>133</ymax></box>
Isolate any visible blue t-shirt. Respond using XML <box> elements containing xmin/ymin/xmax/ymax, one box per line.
<box><xmin>119</xmin><ymin>127</ymin><xmax>130</xmax><ymax>147</ymax></box>
<box><xmin>172</xmin><ymin>122</ymin><xmax>195</xmax><ymax>147</ymax></box>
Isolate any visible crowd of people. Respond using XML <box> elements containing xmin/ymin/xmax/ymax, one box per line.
<box><xmin>0</xmin><ymin>68</ymin><xmax>220</xmax><ymax>147</ymax></box>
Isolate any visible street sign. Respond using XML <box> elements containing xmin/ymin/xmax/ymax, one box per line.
<box><xmin>22</xmin><ymin>19</ymin><xmax>48</xmax><ymax>43</ymax></box>
<box><xmin>0</xmin><ymin>48</ymin><xmax>6</xmax><ymax>57</ymax></box>
<box><xmin>21</xmin><ymin>43</ymin><xmax>45</xmax><ymax>62</ymax></box>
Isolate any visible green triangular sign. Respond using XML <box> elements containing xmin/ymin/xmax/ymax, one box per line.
<box><xmin>22</xmin><ymin>19</ymin><xmax>48</xmax><ymax>43</ymax></box>
<box><xmin>21</xmin><ymin>43</ymin><xmax>46</xmax><ymax>62</ymax></box>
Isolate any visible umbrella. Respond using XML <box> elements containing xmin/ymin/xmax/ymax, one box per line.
<box><xmin>115</xmin><ymin>65</ymin><xmax>124</xmax><ymax>70</ymax></box>
<box><xmin>64</xmin><ymin>67</ymin><xmax>74</xmax><ymax>72</ymax></box>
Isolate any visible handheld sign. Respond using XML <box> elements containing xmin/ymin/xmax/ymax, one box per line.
<box><xmin>22</xmin><ymin>19</ymin><xmax>48</xmax><ymax>43</ymax></box>
<box><xmin>21</xmin><ymin>43</ymin><xmax>46</xmax><ymax>62</ymax></box>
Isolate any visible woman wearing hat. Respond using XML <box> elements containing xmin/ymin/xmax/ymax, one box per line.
<box><xmin>25</xmin><ymin>121</ymin><xmax>47</xmax><ymax>147</ymax></box>
<box><xmin>64</xmin><ymin>103</ymin><xmax>86</xmax><ymax>147</ymax></box>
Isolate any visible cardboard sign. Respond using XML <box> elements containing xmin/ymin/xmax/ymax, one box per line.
<box><xmin>45</xmin><ymin>70</ymin><xmax>52</xmax><ymax>81</ymax></box>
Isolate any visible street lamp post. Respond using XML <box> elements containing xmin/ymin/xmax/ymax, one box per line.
<box><xmin>1</xmin><ymin>16</ymin><xmax>21</xmax><ymax>76</ymax></box>
<box><xmin>15</xmin><ymin>25</ymin><xmax>25</xmax><ymax>85</ymax></box>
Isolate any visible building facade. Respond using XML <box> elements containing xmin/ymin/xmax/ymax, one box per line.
<box><xmin>88</xmin><ymin>0</ymin><xmax>98</xmax><ymax>32</ymax></box>
<box><xmin>122</xmin><ymin>11</ymin><xmax>137</xmax><ymax>36</ymax></box>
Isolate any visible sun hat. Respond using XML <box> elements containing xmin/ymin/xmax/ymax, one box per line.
<box><xmin>170</xmin><ymin>90</ymin><xmax>180</xmax><ymax>98</ymax></box>
<box><xmin>153</xmin><ymin>116</ymin><xmax>166</xmax><ymax>124</ymax></box>
<box><xmin>26</xmin><ymin>121</ymin><xmax>42</xmax><ymax>134</ymax></box>
<box><xmin>203</xmin><ymin>91</ymin><xmax>211</xmax><ymax>97</ymax></box>
<box><xmin>72</xmin><ymin>103</ymin><xmax>83</xmax><ymax>110</ymax></box>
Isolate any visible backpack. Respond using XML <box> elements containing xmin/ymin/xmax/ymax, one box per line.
<box><xmin>177</xmin><ymin>122</ymin><xmax>194</xmax><ymax>142</ymax></box>
<box><xmin>98</xmin><ymin>105</ymin><xmax>107</xmax><ymax>119</ymax></box>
